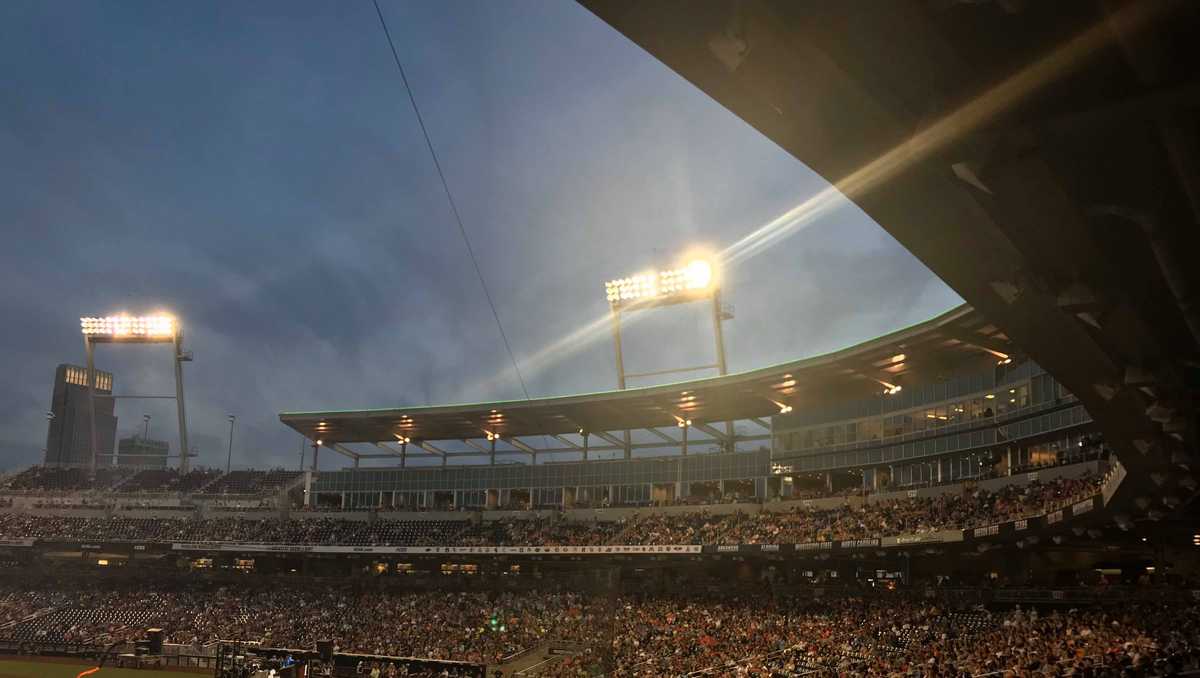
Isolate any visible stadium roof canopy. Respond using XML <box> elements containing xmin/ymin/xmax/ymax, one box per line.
<box><xmin>280</xmin><ymin>305</ymin><xmax>1013</xmax><ymax>458</ymax></box>
<box><xmin>576</xmin><ymin>0</ymin><xmax>1200</xmax><ymax>506</ymax></box>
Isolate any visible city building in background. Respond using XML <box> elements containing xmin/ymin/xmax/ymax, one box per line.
<box><xmin>44</xmin><ymin>364</ymin><xmax>117</xmax><ymax>467</ymax></box>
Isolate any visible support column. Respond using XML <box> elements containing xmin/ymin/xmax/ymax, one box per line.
<box><xmin>681</xmin><ymin>422</ymin><xmax>689</xmax><ymax>456</ymax></box>
<box><xmin>582</xmin><ymin>432</ymin><xmax>589</xmax><ymax>462</ymax></box>
<box><xmin>311</xmin><ymin>441</ymin><xmax>319</xmax><ymax>471</ymax></box>
<box><xmin>400</xmin><ymin>442</ymin><xmax>407</xmax><ymax>468</ymax></box>
<box><xmin>174</xmin><ymin>334</ymin><xmax>191</xmax><ymax>474</ymax></box>
<box><xmin>490</xmin><ymin>438</ymin><xmax>496</xmax><ymax>465</ymax></box>
<box><xmin>611</xmin><ymin>310</ymin><xmax>626</xmax><ymax>390</ymax></box>
<box><xmin>84</xmin><ymin>338</ymin><xmax>98</xmax><ymax>475</ymax></box>
<box><xmin>711</xmin><ymin>293</ymin><xmax>733</xmax><ymax>443</ymax></box>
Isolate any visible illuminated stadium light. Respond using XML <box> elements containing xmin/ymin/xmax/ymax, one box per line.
<box><xmin>878</xmin><ymin>381</ymin><xmax>902</xmax><ymax>395</ymax></box>
<box><xmin>80</xmin><ymin>311</ymin><xmax>192</xmax><ymax>476</ymax></box>
<box><xmin>80</xmin><ymin>314</ymin><xmax>176</xmax><ymax>339</ymax></box>
<box><xmin>603</xmin><ymin>259</ymin><xmax>716</xmax><ymax>307</ymax></box>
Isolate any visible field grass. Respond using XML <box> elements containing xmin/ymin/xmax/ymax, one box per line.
<box><xmin>0</xmin><ymin>659</ymin><xmax>199</xmax><ymax>678</ymax></box>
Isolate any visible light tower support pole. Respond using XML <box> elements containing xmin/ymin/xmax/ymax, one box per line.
<box><xmin>603</xmin><ymin>259</ymin><xmax>730</xmax><ymax>459</ymax></box>
<box><xmin>174</xmin><ymin>333</ymin><xmax>191</xmax><ymax>474</ymax></box>
<box><xmin>610</xmin><ymin>309</ymin><xmax>627</xmax><ymax>389</ymax></box>
<box><xmin>711</xmin><ymin>290</ymin><xmax>734</xmax><ymax>443</ymax></box>
<box><xmin>225</xmin><ymin>415</ymin><xmax>236</xmax><ymax>475</ymax></box>
<box><xmin>85</xmin><ymin>338</ymin><xmax>98</xmax><ymax>475</ymax></box>
<box><xmin>611</xmin><ymin>309</ymin><xmax>631</xmax><ymax>459</ymax></box>
<box><xmin>711</xmin><ymin>289</ymin><xmax>728</xmax><ymax>377</ymax></box>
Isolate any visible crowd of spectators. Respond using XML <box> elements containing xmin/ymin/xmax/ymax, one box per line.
<box><xmin>0</xmin><ymin>515</ymin><xmax>469</xmax><ymax>547</ymax></box>
<box><xmin>0</xmin><ymin>582</ymin><xmax>596</xmax><ymax>667</ymax></box>
<box><xmin>119</xmin><ymin>468</ymin><xmax>224</xmax><ymax>494</ymax></box>
<box><xmin>0</xmin><ymin>475</ymin><xmax>1103</xmax><ymax>548</ymax></box>
<box><xmin>593</xmin><ymin>474</ymin><xmax>1103</xmax><ymax>548</ymax></box>
<box><xmin>573</xmin><ymin>594</ymin><xmax>1200</xmax><ymax>677</ymax></box>
<box><xmin>2</xmin><ymin>582</ymin><xmax>1198</xmax><ymax>676</ymax></box>
<box><xmin>200</xmin><ymin>469</ymin><xmax>301</xmax><ymax>495</ymax></box>
<box><xmin>0</xmin><ymin>466</ymin><xmax>291</xmax><ymax>496</ymax></box>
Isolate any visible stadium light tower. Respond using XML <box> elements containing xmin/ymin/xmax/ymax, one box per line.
<box><xmin>80</xmin><ymin>314</ymin><xmax>193</xmax><ymax>475</ymax></box>
<box><xmin>602</xmin><ymin>256</ymin><xmax>734</xmax><ymax>459</ymax></box>
<box><xmin>603</xmin><ymin>256</ymin><xmax>732</xmax><ymax>389</ymax></box>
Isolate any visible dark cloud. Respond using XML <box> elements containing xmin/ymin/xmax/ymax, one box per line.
<box><xmin>1</xmin><ymin>1</ymin><xmax>960</xmax><ymax>472</ymax></box>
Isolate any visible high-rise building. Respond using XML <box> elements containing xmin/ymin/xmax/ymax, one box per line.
<box><xmin>116</xmin><ymin>436</ymin><xmax>169</xmax><ymax>469</ymax></box>
<box><xmin>44</xmin><ymin>364</ymin><xmax>117</xmax><ymax>467</ymax></box>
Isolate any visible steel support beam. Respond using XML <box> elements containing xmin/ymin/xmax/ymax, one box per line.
<box><xmin>592</xmin><ymin>431</ymin><xmax>626</xmax><ymax>448</ymax></box>
<box><xmin>645</xmin><ymin>427</ymin><xmax>678</xmax><ymax>444</ymax></box>
<box><xmin>414</xmin><ymin>441</ymin><xmax>447</xmax><ymax>457</ymax></box>
<box><xmin>330</xmin><ymin>443</ymin><xmax>361</xmax><ymax>462</ymax></box>
<box><xmin>692</xmin><ymin>422</ymin><xmax>729</xmax><ymax>442</ymax></box>
<box><xmin>373</xmin><ymin>442</ymin><xmax>404</xmax><ymax>456</ymax></box>
<box><xmin>461</xmin><ymin>439</ymin><xmax>490</xmax><ymax>454</ymax></box>
<box><xmin>506</xmin><ymin>437</ymin><xmax>538</xmax><ymax>458</ymax></box>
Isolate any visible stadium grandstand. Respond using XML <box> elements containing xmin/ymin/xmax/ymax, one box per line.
<box><xmin>4</xmin><ymin>1</ymin><xmax>1200</xmax><ymax>677</ymax></box>
<box><xmin>2</xmin><ymin>303</ymin><xmax>1197</xmax><ymax>675</ymax></box>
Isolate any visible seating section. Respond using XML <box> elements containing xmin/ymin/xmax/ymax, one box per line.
<box><xmin>0</xmin><ymin>514</ymin><xmax>472</xmax><ymax>546</ymax></box>
<box><xmin>0</xmin><ymin>583</ymin><xmax>1196</xmax><ymax>675</ymax></box>
<box><xmin>198</xmin><ymin>469</ymin><xmax>301</xmax><ymax>495</ymax></box>
<box><xmin>118</xmin><ymin>468</ymin><xmax>223</xmax><ymax>494</ymax></box>
<box><xmin>1</xmin><ymin>467</ymin><xmax>131</xmax><ymax>492</ymax></box>
<box><xmin>455</xmin><ymin>517</ymin><xmax>620</xmax><ymax>547</ymax></box>
<box><xmin>0</xmin><ymin>473</ymin><xmax>1103</xmax><ymax>548</ymax></box>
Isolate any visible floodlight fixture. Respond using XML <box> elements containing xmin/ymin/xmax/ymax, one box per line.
<box><xmin>603</xmin><ymin>258</ymin><xmax>717</xmax><ymax>308</ymax></box>
<box><xmin>877</xmin><ymin>380</ymin><xmax>902</xmax><ymax>395</ymax></box>
<box><xmin>80</xmin><ymin>315</ymin><xmax>177</xmax><ymax>342</ymax></box>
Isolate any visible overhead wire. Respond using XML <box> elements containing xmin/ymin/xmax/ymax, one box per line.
<box><xmin>372</xmin><ymin>0</ymin><xmax>555</xmax><ymax>461</ymax></box>
<box><xmin>370</xmin><ymin>0</ymin><xmax>533</xmax><ymax>403</ymax></box>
